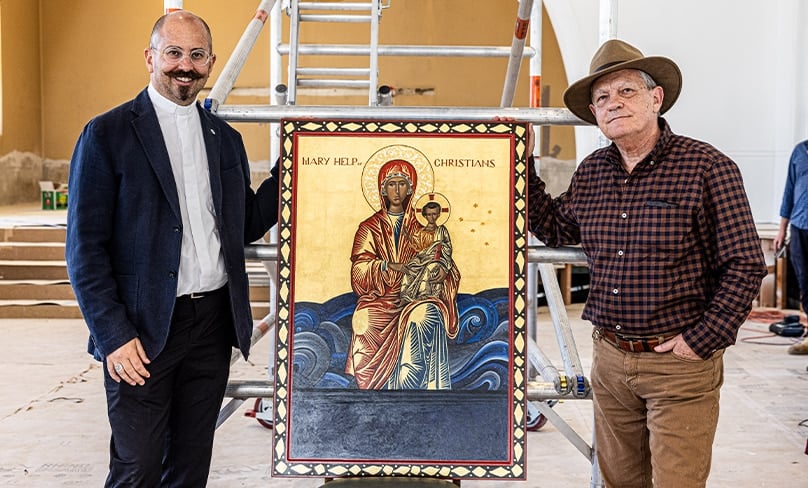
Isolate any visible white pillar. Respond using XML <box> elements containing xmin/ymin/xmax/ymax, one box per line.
<box><xmin>594</xmin><ymin>0</ymin><xmax>618</xmax><ymax>149</ymax></box>
<box><xmin>164</xmin><ymin>0</ymin><xmax>183</xmax><ymax>13</ymax></box>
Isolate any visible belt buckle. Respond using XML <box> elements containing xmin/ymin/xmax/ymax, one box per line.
<box><xmin>189</xmin><ymin>291</ymin><xmax>205</xmax><ymax>299</ymax></box>
<box><xmin>613</xmin><ymin>331</ymin><xmax>639</xmax><ymax>352</ymax></box>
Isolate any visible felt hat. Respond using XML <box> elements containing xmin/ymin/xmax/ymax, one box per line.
<box><xmin>562</xmin><ymin>39</ymin><xmax>682</xmax><ymax>125</ymax></box>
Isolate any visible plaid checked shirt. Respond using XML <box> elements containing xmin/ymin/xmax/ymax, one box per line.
<box><xmin>528</xmin><ymin>119</ymin><xmax>767</xmax><ymax>358</ymax></box>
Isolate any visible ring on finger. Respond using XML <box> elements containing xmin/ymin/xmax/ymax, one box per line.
<box><xmin>114</xmin><ymin>362</ymin><xmax>124</xmax><ymax>374</ymax></box>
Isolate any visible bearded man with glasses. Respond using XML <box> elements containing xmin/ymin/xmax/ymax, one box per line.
<box><xmin>66</xmin><ymin>10</ymin><xmax>279</xmax><ymax>486</ymax></box>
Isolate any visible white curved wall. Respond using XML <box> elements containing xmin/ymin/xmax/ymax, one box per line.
<box><xmin>544</xmin><ymin>0</ymin><xmax>808</xmax><ymax>222</ymax></box>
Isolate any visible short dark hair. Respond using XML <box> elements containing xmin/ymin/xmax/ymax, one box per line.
<box><xmin>421</xmin><ymin>201</ymin><xmax>442</xmax><ymax>216</ymax></box>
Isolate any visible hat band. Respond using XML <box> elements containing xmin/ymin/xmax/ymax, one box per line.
<box><xmin>594</xmin><ymin>59</ymin><xmax>629</xmax><ymax>74</ymax></box>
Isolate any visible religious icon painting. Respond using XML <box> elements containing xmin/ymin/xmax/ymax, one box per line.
<box><xmin>272</xmin><ymin>119</ymin><xmax>529</xmax><ymax>481</ymax></box>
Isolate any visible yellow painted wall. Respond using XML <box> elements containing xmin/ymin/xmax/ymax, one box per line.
<box><xmin>39</xmin><ymin>1</ymin><xmax>152</xmax><ymax>158</ymax></box>
<box><xmin>38</xmin><ymin>0</ymin><xmax>275</xmax><ymax>160</ymax></box>
<box><xmin>18</xmin><ymin>1</ymin><xmax>573</xmax><ymax>163</ymax></box>
<box><xmin>0</xmin><ymin>0</ymin><xmax>42</xmax><ymax>154</ymax></box>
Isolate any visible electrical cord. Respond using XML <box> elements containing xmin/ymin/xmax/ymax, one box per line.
<box><xmin>747</xmin><ymin>308</ymin><xmax>805</xmax><ymax>323</ymax></box>
<box><xmin>741</xmin><ymin>308</ymin><xmax>807</xmax><ymax>345</ymax></box>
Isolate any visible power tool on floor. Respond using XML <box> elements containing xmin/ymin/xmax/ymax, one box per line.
<box><xmin>769</xmin><ymin>314</ymin><xmax>806</xmax><ymax>337</ymax></box>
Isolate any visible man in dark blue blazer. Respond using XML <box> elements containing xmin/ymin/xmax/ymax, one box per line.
<box><xmin>65</xmin><ymin>10</ymin><xmax>278</xmax><ymax>487</ymax></box>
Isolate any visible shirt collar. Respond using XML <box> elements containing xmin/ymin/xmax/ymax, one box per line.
<box><xmin>604</xmin><ymin>117</ymin><xmax>673</xmax><ymax>169</ymax></box>
<box><xmin>648</xmin><ymin>117</ymin><xmax>673</xmax><ymax>162</ymax></box>
<box><xmin>148</xmin><ymin>84</ymin><xmax>198</xmax><ymax>116</ymax></box>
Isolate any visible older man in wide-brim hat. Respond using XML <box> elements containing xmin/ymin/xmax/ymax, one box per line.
<box><xmin>526</xmin><ymin>39</ymin><xmax>767</xmax><ymax>487</ymax></box>
<box><xmin>563</xmin><ymin>39</ymin><xmax>682</xmax><ymax>126</ymax></box>
<box><xmin>564</xmin><ymin>39</ymin><xmax>683</xmax><ymax>173</ymax></box>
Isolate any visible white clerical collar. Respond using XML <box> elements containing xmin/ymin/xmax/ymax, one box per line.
<box><xmin>148</xmin><ymin>84</ymin><xmax>198</xmax><ymax>115</ymax></box>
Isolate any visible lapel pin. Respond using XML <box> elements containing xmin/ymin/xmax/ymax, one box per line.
<box><xmin>210</xmin><ymin>128</ymin><xmax>216</xmax><ymax>135</ymax></box>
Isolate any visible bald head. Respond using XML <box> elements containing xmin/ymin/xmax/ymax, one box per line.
<box><xmin>145</xmin><ymin>10</ymin><xmax>216</xmax><ymax>105</ymax></box>
<box><xmin>150</xmin><ymin>10</ymin><xmax>212</xmax><ymax>52</ymax></box>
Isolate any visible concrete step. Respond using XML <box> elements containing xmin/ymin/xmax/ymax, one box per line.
<box><xmin>0</xmin><ymin>299</ymin><xmax>271</xmax><ymax>320</ymax></box>
<box><xmin>0</xmin><ymin>242</ymin><xmax>65</xmax><ymax>260</ymax></box>
<box><xmin>0</xmin><ymin>223</ymin><xmax>74</xmax><ymax>319</ymax></box>
<box><xmin>0</xmin><ymin>262</ymin><xmax>271</xmax><ymax>286</ymax></box>
<box><xmin>0</xmin><ymin>265</ymin><xmax>272</xmax><ymax>284</ymax></box>
<box><xmin>0</xmin><ymin>301</ymin><xmax>84</xmax><ymax>319</ymax></box>
<box><xmin>0</xmin><ymin>281</ymin><xmax>271</xmax><ymax>319</ymax></box>
<box><xmin>0</xmin><ymin>226</ymin><xmax>66</xmax><ymax>243</ymax></box>
<box><xmin>0</xmin><ymin>220</ymin><xmax>274</xmax><ymax>319</ymax></box>
<box><xmin>0</xmin><ymin>283</ymin><xmax>274</xmax><ymax>300</ymax></box>
<box><xmin>248</xmin><ymin>284</ymin><xmax>271</xmax><ymax>302</ymax></box>
<box><xmin>0</xmin><ymin>280</ymin><xmax>269</xmax><ymax>301</ymax></box>
<box><xmin>0</xmin><ymin>260</ymin><xmax>68</xmax><ymax>280</ymax></box>
<box><xmin>0</xmin><ymin>280</ymin><xmax>74</xmax><ymax>300</ymax></box>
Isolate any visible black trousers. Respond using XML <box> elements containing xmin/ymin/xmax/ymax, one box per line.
<box><xmin>104</xmin><ymin>286</ymin><xmax>235</xmax><ymax>487</ymax></box>
<box><xmin>790</xmin><ymin>225</ymin><xmax>808</xmax><ymax>313</ymax></box>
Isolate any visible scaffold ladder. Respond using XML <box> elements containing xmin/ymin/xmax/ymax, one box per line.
<box><xmin>284</xmin><ymin>0</ymin><xmax>385</xmax><ymax>106</ymax></box>
<box><xmin>203</xmin><ymin>0</ymin><xmax>604</xmax><ymax>484</ymax></box>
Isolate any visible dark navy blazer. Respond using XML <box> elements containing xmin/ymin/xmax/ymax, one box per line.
<box><xmin>65</xmin><ymin>88</ymin><xmax>278</xmax><ymax>362</ymax></box>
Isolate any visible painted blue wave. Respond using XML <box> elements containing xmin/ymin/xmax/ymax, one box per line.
<box><xmin>291</xmin><ymin>288</ymin><xmax>511</xmax><ymax>391</ymax></box>
<box><xmin>449</xmin><ymin>338</ymin><xmax>510</xmax><ymax>390</ymax></box>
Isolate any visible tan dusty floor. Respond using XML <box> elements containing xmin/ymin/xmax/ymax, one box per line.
<box><xmin>0</xmin><ymin>305</ymin><xmax>806</xmax><ymax>487</ymax></box>
<box><xmin>0</xmin><ymin>204</ymin><xmax>806</xmax><ymax>487</ymax></box>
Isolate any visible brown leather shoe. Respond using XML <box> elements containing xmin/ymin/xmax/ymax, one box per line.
<box><xmin>788</xmin><ymin>338</ymin><xmax>808</xmax><ymax>355</ymax></box>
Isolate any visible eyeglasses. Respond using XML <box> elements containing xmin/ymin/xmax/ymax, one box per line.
<box><xmin>151</xmin><ymin>46</ymin><xmax>211</xmax><ymax>67</ymax></box>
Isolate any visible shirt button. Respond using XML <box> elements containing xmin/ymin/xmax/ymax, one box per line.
<box><xmin>621</xmin><ymin>212</ymin><xmax>627</xmax><ymax>219</ymax></box>
<box><xmin>173</xmin><ymin>226</ymin><xmax>181</xmax><ymax>233</ymax></box>
<box><xmin>169</xmin><ymin>271</ymin><xmax>176</xmax><ymax>278</ymax></box>
<box><xmin>615</xmin><ymin>324</ymin><xmax>622</xmax><ymax>330</ymax></box>
<box><xmin>618</xmin><ymin>250</ymin><xmax>624</xmax><ymax>256</ymax></box>
<box><xmin>613</xmin><ymin>288</ymin><xmax>619</xmax><ymax>294</ymax></box>
<box><xmin>649</xmin><ymin>160</ymin><xmax>655</xmax><ymax>166</ymax></box>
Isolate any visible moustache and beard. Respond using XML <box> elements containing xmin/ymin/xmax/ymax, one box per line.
<box><xmin>168</xmin><ymin>69</ymin><xmax>204</xmax><ymax>102</ymax></box>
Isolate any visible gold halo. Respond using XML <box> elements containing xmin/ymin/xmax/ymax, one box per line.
<box><xmin>361</xmin><ymin>145</ymin><xmax>434</xmax><ymax>212</ymax></box>
<box><xmin>414</xmin><ymin>192</ymin><xmax>451</xmax><ymax>227</ymax></box>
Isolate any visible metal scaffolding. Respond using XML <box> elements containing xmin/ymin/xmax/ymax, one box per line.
<box><xmin>186</xmin><ymin>0</ymin><xmax>604</xmax><ymax>485</ymax></box>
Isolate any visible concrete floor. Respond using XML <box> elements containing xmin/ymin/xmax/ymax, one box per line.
<box><xmin>0</xmin><ymin>305</ymin><xmax>806</xmax><ymax>487</ymax></box>
<box><xmin>0</xmin><ymin>205</ymin><xmax>806</xmax><ymax>487</ymax></box>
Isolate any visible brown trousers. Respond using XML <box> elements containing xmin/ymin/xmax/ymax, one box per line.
<box><xmin>591</xmin><ymin>337</ymin><xmax>724</xmax><ymax>488</ymax></box>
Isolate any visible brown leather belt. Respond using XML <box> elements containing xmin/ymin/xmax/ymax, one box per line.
<box><xmin>594</xmin><ymin>327</ymin><xmax>681</xmax><ymax>353</ymax></box>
